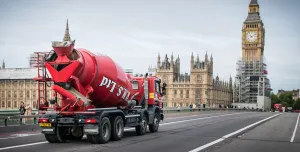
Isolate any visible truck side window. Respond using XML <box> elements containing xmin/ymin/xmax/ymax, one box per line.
<box><xmin>132</xmin><ymin>81</ymin><xmax>139</xmax><ymax>90</ymax></box>
<box><xmin>155</xmin><ymin>80</ymin><xmax>161</xmax><ymax>94</ymax></box>
<box><xmin>155</xmin><ymin>81</ymin><xmax>159</xmax><ymax>92</ymax></box>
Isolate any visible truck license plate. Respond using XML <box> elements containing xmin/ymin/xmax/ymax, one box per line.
<box><xmin>39</xmin><ymin>123</ymin><xmax>52</xmax><ymax>127</ymax></box>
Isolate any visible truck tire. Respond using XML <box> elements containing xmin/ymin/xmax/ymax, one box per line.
<box><xmin>149</xmin><ymin>113</ymin><xmax>160</xmax><ymax>133</ymax></box>
<box><xmin>87</xmin><ymin>117</ymin><xmax>111</xmax><ymax>144</ymax></box>
<box><xmin>45</xmin><ymin>127</ymin><xmax>68</xmax><ymax>143</ymax></box>
<box><xmin>111</xmin><ymin>116</ymin><xmax>124</xmax><ymax>141</ymax></box>
<box><xmin>67</xmin><ymin>127</ymin><xmax>84</xmax><ymax>141</ymax></box>
<box><xmin>135</xmin><ymin>115</ymin><xmax>147</xmax><ymax>135</ymax></box>
<box><xmin>56</xmin><ymin>127</ymin><xmax>68</xmax><ymax>143</ymax></box>
<box><xmin>45</xmin><ymin>134</ymin><xmax>59</xmax><ymax>143</ymax></box>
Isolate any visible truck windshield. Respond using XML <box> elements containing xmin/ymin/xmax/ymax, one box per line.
<box><xmin>132</xmin><ymin>81</ymin><xmax>139</xmax><ymax>90</ymax></box>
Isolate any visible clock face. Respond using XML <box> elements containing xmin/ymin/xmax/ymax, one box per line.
<box><xmin>246</xmin><ymin>31</ymin><xmax>257</xmax><ymax>42</ymax></box>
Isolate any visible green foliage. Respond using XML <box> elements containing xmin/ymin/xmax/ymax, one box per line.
<box><xmin>280</xmin><ymin>102</ymin><xmax>288</xmax><ymax>107</ymax></box>
<box><xmin>279</xmin><ymin>92</ymin><xmax>294</xmax><ymax>106</ymax></box>
<box><xmin>293</xmin><ymin>98</ymin><xmax>300</xmax><ymax>110</ymax></box>
<box><xmin>271</xmin><ymin>92</ymin><xmax>296</xmax><ymax>109</ymax></box>
<box><xmin>271</xmin><ymin>93</ymin><xmax>280</xmax><ymax>108</ymax></box>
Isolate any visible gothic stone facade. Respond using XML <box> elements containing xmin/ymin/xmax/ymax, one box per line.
<box><xmin>156</xmin><ymin>52</ymin><xmax>233</xmax><ymax>108</ymax></box>
<box><xmin>0</xmin><ymin>69</ymin><xmax>55</xmax><ymax>110</ymax></box>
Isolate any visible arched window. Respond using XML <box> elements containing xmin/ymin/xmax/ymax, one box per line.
<box><xmin>13</xmin><ymin>101</ymin><xmax>17</xmax><ymax>108</ymax></box>
<box><xmin>33</xmin><ymin>101</ymin><xmax>37</xmax><ymax>109</ymax></box>
<box><xmin>186</xmin><ymin>90</ymin><xmax>189</xmax><ymax>98</ymax></box>
<box><xmin>162</xmin><ymin>75</ymin><xmax>168</xmax><ymax>84</ymax></box>
<box><xmin>196</xmin><ymin>75</ymin><xmax>202</xmax><ymax>83</ymax></box>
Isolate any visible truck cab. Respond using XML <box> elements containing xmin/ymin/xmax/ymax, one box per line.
<box><xmin>130</xmin><ymin>75</ymin><xmax>164</xmax><ymax>109</ymax></box>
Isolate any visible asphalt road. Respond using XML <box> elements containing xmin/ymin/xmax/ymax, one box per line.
<box><xmin>205</xmin><ymin>112</ymin><xmax>300</xmax><ymax>152</ymax></box>
<box><xmin>0</xmin><ymin>111</ymin><xmax>293</xmax><ymax>152</ymax></box>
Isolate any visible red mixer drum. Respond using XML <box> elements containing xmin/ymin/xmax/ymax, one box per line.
<box><xmin>46</xmin><ymin>42</ymin><xmax>133</xmax><ymax>109</ymax></box>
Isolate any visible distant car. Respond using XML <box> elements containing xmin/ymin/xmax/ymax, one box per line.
<box><xmin>286</xmin><ymin>107</ymin><xmax>293</xmax><ymax>112</ymax></box>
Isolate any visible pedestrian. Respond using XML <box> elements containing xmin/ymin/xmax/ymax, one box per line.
<box><xmin>25</xmin><ymin>102</ymin><xmax>32</xmax><ymax>123</ymax></box>
<box><xmin>19</xmin><ymin>102</ymin><xmax>26</xmax><ymax>124</ymax></box>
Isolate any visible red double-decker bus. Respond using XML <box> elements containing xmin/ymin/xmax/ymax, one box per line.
<box><xmin>274</xmin><ymin>104</ymin><xmax>282</xmax><ymax>112</ymax></box>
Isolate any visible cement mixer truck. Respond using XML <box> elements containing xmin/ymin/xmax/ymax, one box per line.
<box><xmin>34</xmin><ymin>39</ymin><xmax>165</xmax><ymax>144</ymax></box>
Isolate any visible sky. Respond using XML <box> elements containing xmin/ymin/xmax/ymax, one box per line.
<box><xmin>0</xmin><ymin>0</ymin><xmax>299</xmax><ymax>94</ymax></box>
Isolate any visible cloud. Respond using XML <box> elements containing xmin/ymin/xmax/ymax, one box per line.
<box><xmin>0</xmin><ymin>0</ymin><xmax>299</xmax><ymax>93</ymax></box>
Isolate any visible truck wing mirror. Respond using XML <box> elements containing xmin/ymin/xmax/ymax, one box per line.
<box><xmin>161</xmin><ymin>86</ymin><xmax>166</xmax><ymax>96</ymax></box>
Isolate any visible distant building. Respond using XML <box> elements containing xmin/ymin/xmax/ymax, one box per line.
<box><xmin>124</xmin><ymin>69</ymin><xmax>134</xmax><ymax>75</ymax></box>
<box><xmin>0</xmin><ymin>68</ymin><xmax>54</xmax><ymax>110</ymax></box>
<box><xmin>277</xmin><ymin>89</ymin><xmax>300</xmax><ymax>101</ymax></box>
<box><xmin>233</xmin><ymin>0</ymin><xmax>271</xmax><ymax>111</ymax></box>
<box><xmin>29</xmin><ymin>52</ymin><xmax>49</xmax><ymax>68</ymax></box>
<box><xmin>147</xmin><ymin>65</ymin><xmax>157</xmax><ymax>77</ymax></box>
<box><xmin>156</xmin><ymin>52</ymin><xmax>233</xmax><ymax>108</ymax></box>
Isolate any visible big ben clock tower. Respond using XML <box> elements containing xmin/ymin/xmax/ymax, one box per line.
<box><xmin>234</xmin><ymin>0</ymin><xmax>271</xmax><ymax>110</ymax></box>
<box><xmin>242</xmin><ymin>0</ymin><xmax>265</xmax><ymax>61</ymax></box>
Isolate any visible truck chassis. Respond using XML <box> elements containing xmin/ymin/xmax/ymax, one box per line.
<box><xmin>39</xmin><ymin>105</ymin><xmax>164</xmax><ymax>144</ymax></box>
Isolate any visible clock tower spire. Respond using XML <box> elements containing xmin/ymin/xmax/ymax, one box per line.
<box><xmin>242</xmin><ymin>0</ymin><xmax>265</xmax><ymax>61</ymax></box>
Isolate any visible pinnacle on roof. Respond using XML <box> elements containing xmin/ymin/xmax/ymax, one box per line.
<box><xmin>2</xmin><ymin>59</ymin><xmax>5</xmax><ymax>69</ymax></box>
<box><xmin>63</xmin><ymin>19</ymin><xmax>72</xmax><ymax>42</ymax></box>
<box><xmin>249</xmin><ymin>0</ymin><xmax>258</xmax><ymax>5</ymax></box>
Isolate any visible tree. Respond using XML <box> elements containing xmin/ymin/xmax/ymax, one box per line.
<box><xmin>293</xmin><ymin>98</ymin><xmax>300</xmax><ymax>110</ymax></box>
<box><xmin>271</xmin><ymin>93</ymin><xmax>280</xmax><ymax>108</ymax></box>
<box><xmin>280</xmin><ymin>101</ymin><xmax>288</xmax><ymax>107</ymax></box>
<box><xmin>278</xmin><ymin>92</ymin><xmax>294</xmax><ymax>107</ymax></box>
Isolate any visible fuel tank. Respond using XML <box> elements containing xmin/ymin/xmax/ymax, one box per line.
<box><xmin>45</xmin><ymin>41</ymin><xmax>133</xmax><ymax>109</ymax></box>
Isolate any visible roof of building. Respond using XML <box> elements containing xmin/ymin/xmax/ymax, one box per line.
<box><xmin>250</xmin><ymin>0</ymin><xmax>258</xmax><ymax>5</ymax></box>
<box><xmin>0</xmin><ymin>68</ymin><xmax>39</xmax><ymax>79</ymax></box>
<box><xmin>244</xmin><ymin>13</ymin><xmax>261</xmax><ymax>23</ymax></box>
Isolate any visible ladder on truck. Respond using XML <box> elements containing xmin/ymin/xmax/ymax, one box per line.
<box><xmin>33</xmin><ymin>51</ymin><xmax>53</xmax><ymax>112</ymax></box>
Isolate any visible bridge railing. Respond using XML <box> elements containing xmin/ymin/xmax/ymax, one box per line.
<box><xmin>0</xmin><ymin>108</ymin><xmax>263</xmax><ymax>127</ymax></box>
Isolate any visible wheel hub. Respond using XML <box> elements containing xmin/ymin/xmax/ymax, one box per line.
<box><xmin>154</xmin><ymin>117</ymin><xmax>159</xmax><ymax>129</ymax></box>
<box><xmin>103</xmin><ymin>124</ymin><xmax>109</xmax><ymax>139</ymax></box>
<box><xmin>117</xmin><ymin>121</ymin><xmax>122</xmax><ymax>136</ymax></box>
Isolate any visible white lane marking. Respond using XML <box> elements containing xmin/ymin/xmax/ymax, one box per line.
<box><xmin>124</xmin><ymin>112</ymin><xmax>243</xmax><ymax>132</ymax></box>
<box><xmin>188</xmin><ymin>113</ymin><xmax>282</xmax><ymax>152</ymax></box>
<box><xmin>0</xmin><ymin>112</ymin><xmax>228</xmax><ymax>140</ymax></box>
<box><xmin>0</xmin><ymin>133</ymin><xmax>42</xmax><ymax>140</ymax></box>
<box><xmin>166</xmin><ymin>115</ymin><xmax>199</xmax><ymax>120</ymax></box>
<box><xmin>0</xmin><ymin>141</ymin><xmax>49</xmax><ymax>150</ymax></box>
<box><xmin>165</xmin><ymin>112</ymin><xmax>226</xmax><ymax>120</ymax></box>
<box><xmin>290</xmin><ymin>113</ymin><xmax>300</xmax><ymax>142</ymax></box>
<box><xmin>0</xmin><ymin>112</ymin><xmax>244</xmax><ymax>151</ymax></box>
<box><xmin>160</xmin><ymin>113</ymin><xmax>242</xmax><ymax>126</ymax></box>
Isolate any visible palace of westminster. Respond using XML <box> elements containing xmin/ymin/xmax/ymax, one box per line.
<box><xmin>156</xmin><ymin>53</ymin><xmax>233</xmax><ymax>108</ymax></box>
<box><xmin>0</xmin><ymin>0</ymin><xmax>271</xmax><ymax>110</ymax></box>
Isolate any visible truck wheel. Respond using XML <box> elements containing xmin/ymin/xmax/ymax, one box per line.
<box><xmin>68</xmin><ymin>127</ymin><xmax>84</xmax><ymax>141</ymax></box>
<box><xmin>55</xmin><ymin>127</ymin><xmax>68</xmax><ymax>143</ymax></box>
<box><xmin>135</xmin><ymin>115</ymin><xmax>147</xmax><ymax>135</ymax></box>
<box><xmin>88</xmin><ymin>117</ymin><xmax>111</xmax><ymax>144</ymax></box>
<box><xmin>45</xmin><ymin>134</ymin><xmax>59</xmax><ymax>143</ymax></box>
<box><xmin>111</xmin><ymin>116</ymin><xmax>124</xmax><ymax>141</ymax></box>
<box><xmin>149</xmin><ymin>113</ymin><xmax>160</xmax><ymax>133</ymax></box>
<box><xmin>45</xmin><ymin>127</ymin><xmax>67</xmax><ymax>143</ymax></box>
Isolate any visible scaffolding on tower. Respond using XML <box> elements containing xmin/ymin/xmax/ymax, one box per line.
<box><xmin>234</xmin><ymin>56</ymin><xmax>271</xmax><ymax>103</ymax></box>
<box><xmin>31</xmin><ymin>51</ymin><xmax>53</xmax><ymax>112</ymax></box>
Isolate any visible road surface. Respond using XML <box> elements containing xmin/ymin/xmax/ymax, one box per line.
<box><xmin>0</xmin><ymin>111</ymin><xmax>299</xmax><ymax>152</ymax></box>
<box><xmin>204</xmin><ymin>112</ymin><xmax>300</xmax><ymax>152</ymax></box>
